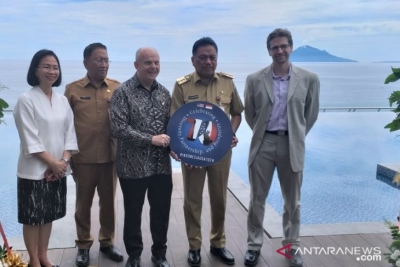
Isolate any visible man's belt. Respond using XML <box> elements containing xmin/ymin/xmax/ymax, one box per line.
<box><xmin>265</xmin><ymin>130</ymin><xmax>289</xmax><ymax>136</ymax></box>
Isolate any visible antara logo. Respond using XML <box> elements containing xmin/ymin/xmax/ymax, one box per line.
<box><xmin>276</xmin><ymin>244</ymin><xmax>293</xmax><ymax>259</ymax></box>
<box><xmin>276</xmin><ymin>243</ymin><xmax>382</xmax><ymax>262</ymax></box>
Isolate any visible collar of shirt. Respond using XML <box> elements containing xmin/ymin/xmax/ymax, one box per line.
<box><xmin>132</xmin><ymin>73</ymin><xmax>159</xmax><ymax>91</ymax></box>
<box><xmin>193</xmin><ymin>71</ymin><xmax>219</xmax><ymax>84</ymax></box>
<box><xmin>272</xmin><ymin>64</ymin><xmax>292</xmax><ymax>81</ymax></box>
<box><xmin>83</xmin><ymin>75</ymin><xmax>109</xmax><ymax>88</ymax></box>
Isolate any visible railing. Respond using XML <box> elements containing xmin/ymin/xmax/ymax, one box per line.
<box><xmin>319</xmin><ymin>107</ymin><xmax>392</xmax><ymax>112</ymax></box>
<box><xmin>2</xmin><ymin>107</ymin><xmax>394</xmax><ymax>113</ymax></box>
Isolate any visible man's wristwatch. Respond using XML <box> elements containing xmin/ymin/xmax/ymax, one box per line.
<box><xmin>62</xmin><ymin>158</ymin><xmax>70</xmax><ymax>164</ymax></box>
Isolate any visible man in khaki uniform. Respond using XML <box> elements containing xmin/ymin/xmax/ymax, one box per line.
<box><xmin>65</xmin><ymin>43</ymin><xmax>123</xmax><ymax>267</ymax></box>
<box><xmin>170</xmin><ymin>37</ymin><xmax>244</xmax><ymax>267</ymax></box>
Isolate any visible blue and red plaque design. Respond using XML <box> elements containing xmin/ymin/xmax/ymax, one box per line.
<box><xmin>168</xmin><ymin>101</ymin><xmax>233</xmax><ymax>167</ymax></box>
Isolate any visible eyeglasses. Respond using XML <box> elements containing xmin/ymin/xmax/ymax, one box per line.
<box><xmin>37</xmin><ymin>65</ymin><xmax>60</xmax><ymax>72</ymax></box>
<box><xmin>270</xmin><ymin>44</ymin><xmax>291</xmax><ymax>52</ymax></box>
<box><xmin>93</xmin><ymin>58</ymin><xmax>111</xmax><ymax>64</ymax></box>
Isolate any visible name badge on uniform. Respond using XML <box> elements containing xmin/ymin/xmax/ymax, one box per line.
<box><xmin>188</xmin><ymin>95</ymin><xmax>199</xmax><ymax>100</ymax></box>
<box><xmin>80</xmin><ymin>96</ymin><xmax>91</xmax><ymax>100</ymax></box>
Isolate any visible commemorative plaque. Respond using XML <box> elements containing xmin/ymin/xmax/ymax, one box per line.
<box><xmin>167</xmin><ymin>101</ymin><xmax>234</xmax><ymax>167</ymax></box>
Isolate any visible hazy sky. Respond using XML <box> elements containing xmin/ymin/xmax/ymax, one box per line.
<box><xmin>0</xmin><ymin>0</ymin><xmax>399</xmax><ymax>63</ymax></box>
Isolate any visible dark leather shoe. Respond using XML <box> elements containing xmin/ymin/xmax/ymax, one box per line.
<box><xmin>244</xmin><ymin>250</ymin><xmax>260</xmax><ymax>266</ymax></box>
<box><xmin>187</xmin><ymin>249</ymin><xmax>201</xmax><ymax>267</ymax></box>
<box><xmin>287</xmin><ymin>249</ymin><xmax>303</xmax><ymax>267</ymax></box>
<box><xmin>125</xmin><ymin>257</ymin><xmax>140</xmax><ymax>267</ymax></box>
<box><xmin>151</xmin><ymin>256</ymin><xmax>170</xmax><ymax>267</ymax></box>
<box><xmin>100</xmin><ymin>245</ymin><xmax>124</xmax><ymax>262</ymax></box>
<box><xmin>210</xmin><ymin>246</ymin><xmax>235</xmax><ymax>265</ymax></box>
<box><xmin>76</xmin><ymin>249</ymin><xmax>90</xmax><ymax>267</ymax></box>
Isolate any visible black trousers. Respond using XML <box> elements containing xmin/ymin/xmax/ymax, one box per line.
<box><xmin>119</xmin><ymin>174</ymin><xmax>173</xmax><ymax>258</ymax></box>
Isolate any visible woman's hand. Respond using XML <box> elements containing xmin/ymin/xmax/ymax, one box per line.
<box><xmin>49</xmin><ymin>159</ymin><xmax>67</xmax><ymax>180</ymax></box>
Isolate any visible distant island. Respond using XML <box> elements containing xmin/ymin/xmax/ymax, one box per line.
<box><xmin>373</xmin><ymin>61</ymin><xmax>400</xmax><ymax>63</ymax></box>
<box><xmin>291</xmin><ymin>45</ymin><xmax>357</xmax><ymax>62</ymax></box>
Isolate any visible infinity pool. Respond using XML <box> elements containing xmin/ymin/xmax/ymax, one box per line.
<box><xmin>1</xmin><ymin>112</ymin><xmax>399</xmax><ymax>238</ymax></box>
<box><xmin>231</xmin><ymin>112</ymin><xmax>400</xmax><ymax>224</ymax></box>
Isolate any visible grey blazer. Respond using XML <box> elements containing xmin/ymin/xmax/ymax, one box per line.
<box><xmin>244</xmin><ymin>64</ymin><xmax>320</xmax><ymax>172</ymax></box>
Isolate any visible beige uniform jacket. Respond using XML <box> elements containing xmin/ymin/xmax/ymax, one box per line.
<box><xmin>65</xmin><ymin>75</ymin><xmax>120</xmax><ymax>164</ymax></box>
<box><xmin>171</xmin><ymin>71</ymin><xmax>244</xmax><ymax>117</ymax></box>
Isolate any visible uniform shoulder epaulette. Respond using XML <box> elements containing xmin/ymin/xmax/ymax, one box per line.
<box><xmin>66</xmin><ymin>77</ymin><xmax>85</xmax><ymax>87</ymax></box>
<box><xmin>219</xmin><ymin>72</ymin><xmax>234</xmax><ymax>79</ymax></box>
<box><xmin>106</xmin><ymin>77</ymin><xmax>121</xmax><ymax>84</ymax></box>
<box><xmin>176</xmin><ymin>75</ymin><xmax>191</xmax><ymax>85</ymax></box>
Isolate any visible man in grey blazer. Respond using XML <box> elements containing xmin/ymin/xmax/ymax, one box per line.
<box><xmin>243</xmin><ymin>28</ymin><xmax>320</xmax><ymax>267</ymax></box>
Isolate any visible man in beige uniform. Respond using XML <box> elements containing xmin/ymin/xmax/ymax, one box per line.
<box><xmin>65</xmin><ymin>43</ymin><xmax>123</xmax><ymax>267</ymax></box>
<box><xmin>171</xmin><ymin>37</ymin><xmax>244</xmax><ymax>267</ymax></box>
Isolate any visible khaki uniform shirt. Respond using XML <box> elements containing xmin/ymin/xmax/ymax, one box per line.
<box><xmin>65</xmin><ymin>75</ymin><xmax>120</xmax><ymax>164</ymax></box>
<box><xmin>171</xmin><ymin>72</ymin><xmax>244</xmax><ymax>117</ymax></box>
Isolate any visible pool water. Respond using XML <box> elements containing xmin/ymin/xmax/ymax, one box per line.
<box><xmin>231</xmin><ymin>112</ymin><xmax>400</xmax><ymax>224</ymax></box>
<box><xmin>2</xmin><ymin>112</ymin><xmax>400</xmax><ymax>238</ymax></box>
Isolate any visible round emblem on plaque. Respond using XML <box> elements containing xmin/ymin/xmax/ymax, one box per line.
<box><xmin>167</xmin><ymin>101</ymin><xmax>233</xmax><ymax>167</ymax></box>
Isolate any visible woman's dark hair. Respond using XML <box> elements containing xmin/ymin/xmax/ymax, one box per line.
<box><xmin>27</xmin><ymin>49</ymin><xmax>62</xmax><ymax>87</ymax></box>
<box><xmin>192</xmin><ymin>37</ymin><xmax>218</xmax><ymax>56</ymax></box>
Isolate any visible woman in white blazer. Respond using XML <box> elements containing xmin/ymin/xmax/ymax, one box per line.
<box><xmin>13</xmin><ymin>49</ymin><xmax>79</xmax><ymax>267</ymax></box>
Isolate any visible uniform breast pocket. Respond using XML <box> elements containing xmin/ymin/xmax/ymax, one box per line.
<box><xmin>220</xmin><ymin>96</ymin><xmax>232</xmax><ymax>107</ymax></box>
<box><xmin>79</xmin><ymin>96</ymin><xmax>91</xmax><ymax>100</ymax></box>
<box><xmin>185</xmin><ymin>98</ymin><xmax>198</xmax><ymax>104</ymax></box>
<box><xmin>218</xmin><ymin>96</ymin><xmax>232</xmax><ymax>113</ymax></box>
<box><xmin>76</xmin><ymin>96</ymin><xmax>95</xmax><ymax>110</ymax></box>
<box><xmin>103</xmin><ymin>91</ymin><xmax>113</xmax><ymax>103</ymax></box>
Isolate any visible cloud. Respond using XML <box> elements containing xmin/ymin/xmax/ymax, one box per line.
<box><xmin>0</xmin><ymin>0</ymin><xmax>399</xmax><ymax>62</ymax></box>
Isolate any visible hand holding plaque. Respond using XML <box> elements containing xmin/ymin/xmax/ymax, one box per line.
<box><xmin>231</xmin><ymin>135</ymin><xmax>239</xmax><ymax>148</ymax></box>
<box><xmin>152</xmin><ymin>134</ymin><xmax>171</xmax><ymax>147</ymax></box>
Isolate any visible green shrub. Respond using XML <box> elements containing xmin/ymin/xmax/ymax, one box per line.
<box><xmin>384</xmin><ymin>67</ymin><xmax>400</xmax><ymax>132</ymax></box>
<box><xmin>0</xmin><ymin>83</ymin><xmax>9</xmax><ymax>125</ymax></box>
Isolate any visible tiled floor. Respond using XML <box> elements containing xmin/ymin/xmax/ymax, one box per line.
<box><xmin>10</xmin><ymin>171</ymin><xmax>393</xmax><ymax>267</ymax></box>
